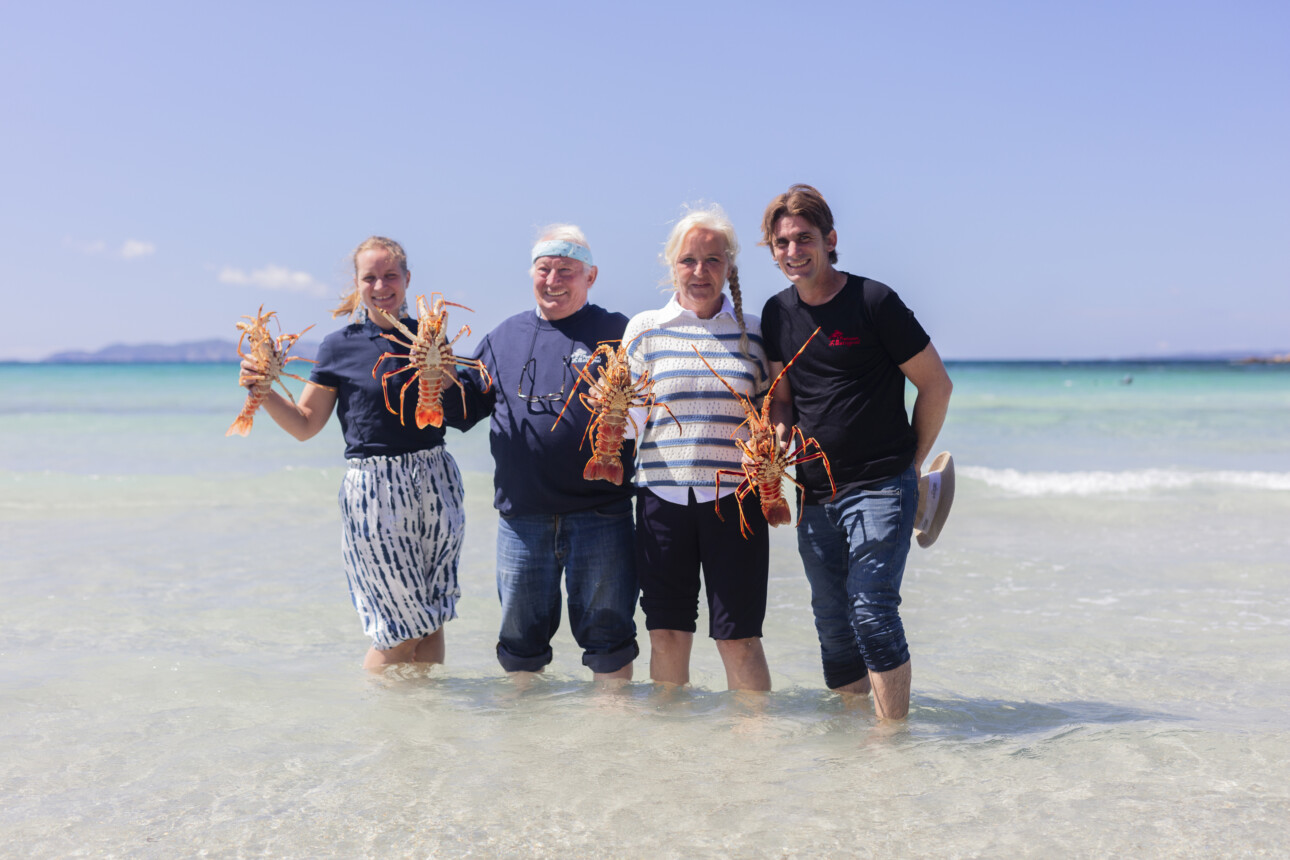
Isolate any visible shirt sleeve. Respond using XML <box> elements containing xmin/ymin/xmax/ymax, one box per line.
<box><xmin>442</xmin><ymin>335</ymin><xmax>496</xmax><ymax>431</ymax></box>
<box><xmin>309</xmin><ymin>332</ymin><xmax>342</xmax><ymax>389</ymax></box>
<box><xmin>759</xmin><ymin>297</ymin><xmax>784</xmax><ymax>365</ymax></box>
<box><xmin>620</xmin><ymin>313</ymin><xmax>651</xmax><ymax>441</ymax></box>
<box><xmin>868</xmin><ymin>283</ymin><xmax>931</xmax><ymax>366</ymax></box>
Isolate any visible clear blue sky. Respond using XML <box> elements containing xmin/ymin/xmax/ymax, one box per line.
<box><xmin>2</xmin><ymin>1</ymin><xmax>1286</xmax><ymax>361</ymax></box>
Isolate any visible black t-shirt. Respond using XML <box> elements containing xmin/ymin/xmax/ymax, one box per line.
<box><xmin>760</xmin><ymin>274</ymin><xmax>930</xmax><ymax>501</ymax></box>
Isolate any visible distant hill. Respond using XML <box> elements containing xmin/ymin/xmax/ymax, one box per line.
<box><xmin>43</xmin><ymin>339</ymin><xmax>320</xmax><ymax>364</ymax></box>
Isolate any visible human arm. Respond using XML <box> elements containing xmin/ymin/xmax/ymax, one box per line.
<box><xmin>250</xmin><ymin>376</ymin><xmax>337</xmax><ymax>441</ymax></box>
<box><xmin>899</xmin><ymin>341</ymin><xmax>953</xmax><ymax>474</ymax></box>
<box><xmin>441</xmin><ymin>341</ymin><xmax>495</xmax><ymax>432</ymax></box>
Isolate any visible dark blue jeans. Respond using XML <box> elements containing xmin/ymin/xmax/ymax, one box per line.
<box><xmin>796</xmin><ymin>468</ymin><xmax>918</xmax><ymax>688</ymax></box>
<box><xmin>494</xmin><ymin>500</ymin><xmax>639</xmax><ymax>674</ymax></box>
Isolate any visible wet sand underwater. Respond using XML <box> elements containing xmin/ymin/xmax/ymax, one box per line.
<box><xmin>2</xmin><ymin>362</ymin><xmax>1289</xmax><ymax>857</ymax></box>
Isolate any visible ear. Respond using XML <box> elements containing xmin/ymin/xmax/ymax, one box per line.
<box><xmin>586</xmin><ymin>265</ymin><xmax>598</xmax><ymax>288</ymax></box>
<box><xmin>826</xmin><ymin>230</ymin><xmax>838</xmax><ymax>255</ymax></box>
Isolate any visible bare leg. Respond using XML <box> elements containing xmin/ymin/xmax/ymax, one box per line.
<box><xmin>412</xmin><ymin>628</ymin><xmax>445</xmax><ymax>664</ymax></box>
<box><xmin>362</xmin><ymin>630</ymin><xmax>446</xmax><ymax>674</ymax></box>
<box><xmin>649</xmin><ymin>629</ymin><xmax>693</xmax><ymax>687</ymax></box>
<box><xmin>869</xmin><ymin>659</ymin><xmax>911</xmax><ymax>720</ymax></box>
<box><xmin>714</xmin><ymin>637</ymin><xmax>771</xmax><ymax>692</ymax></box>
<box><xmin>831</xmin><ymin>673</ymin><xmax>874</xmax><ymax>711</ymax></box>
<box><xmin>506</xmin><ymin>669</ymin><xmax>543</xmax><ymax>692</ymax></box>
<box><xmin>363</xmin><ymin>639</ymin><xmax>417</xmax><ymax>673</ymax></box>
<box><xmin>594</xmin><ymin>661</ymin><xmax>633</xmax><ymax>690</ymax></box>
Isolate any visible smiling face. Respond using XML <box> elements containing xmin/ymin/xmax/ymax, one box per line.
<box><xmin>770</xmin><ymin>214</ymin><xmax>837</xmax><ymax>292</ymax></box>
<box><xmin>672</xmin><ymin>227</ymin><xmax>729</xmax><ymax>319</ymax></box>
<box><xmin>531</xmin><ymin>255</ymin><xmax>596</xmax><ymax>320</ymax></box>
<box><xmin>354</xmin><ymin>247</ymin><xmax>409</xmax><ymax>329</ymax></box>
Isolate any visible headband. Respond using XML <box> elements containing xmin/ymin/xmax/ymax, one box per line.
<box><xmin>531</xmin><ymin>240</ymin><xmax>594</xmax><ymax>267</ymax></box>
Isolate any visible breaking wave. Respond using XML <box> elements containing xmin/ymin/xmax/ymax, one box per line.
<box><xmin>960</xmin><ymin>465</ymin><xmax>1290</xmax><ymax>496</ymax></box>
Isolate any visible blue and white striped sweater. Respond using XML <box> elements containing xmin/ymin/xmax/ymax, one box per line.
<box><xmin>623</xmin><ymin>303</ymin><xmax>769</xmax><ymax>493</ymax></box>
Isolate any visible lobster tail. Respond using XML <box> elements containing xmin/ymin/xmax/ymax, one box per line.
<box><xmin>415</xmin><ymin>376</ymin><xmax>446</xmax><ymax>429</ymax></box>
<box><xmin>415</xmin><ymin>403</ymin><xmax>445</xmax><ymax>429</ymax></box>
<box><xmin>225</xmin><ymin>414</ymin><xmax>254</xmax><ymax>437</ymax></box>
<box><xmin>760</xmin><ymin>495</ymin><xmax>792</xmax><ymax>527</ymax></box>
<box><xmin>583</xmin><ymin>456</ymin><xmax>624</xmax><ymax>486</ymax></box>
<box><xmin>226</xmin><ymin>390</ymin><xmax>265</xmax><ymax>437</ymax></box>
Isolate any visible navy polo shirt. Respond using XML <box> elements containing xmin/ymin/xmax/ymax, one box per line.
<box><xmin>310</xmin><ymin>318</ymin><xmax>447</xmax><ymax>460</ymax></box>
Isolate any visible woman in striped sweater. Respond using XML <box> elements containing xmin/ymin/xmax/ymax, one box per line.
<box><xmin>624</xmin><ymin>204</ymin><xmax>773</xmax><ymax>691</ymax></box>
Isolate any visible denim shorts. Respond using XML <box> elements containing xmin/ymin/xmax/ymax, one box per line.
<box><xmin>339</xmin><ymin>447</ymin><xmax>465</xmax><ymax>650</ymax></box>
<box><xmin>796</xmin><ymin>467</ymin><xmax>918</xmax><ymax>688</ymax></box>
<box><xmin>494</xmin><ymin>498</ymin><xmax>639</xmax><ymax>674</ymax></box>
<box><xmin>635</xmin><ymin>488</ymin><xmax>769</xmax><ymax>640</ymax></box>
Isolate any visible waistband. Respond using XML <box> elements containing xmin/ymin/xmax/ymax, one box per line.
<box><xmin>345</xmin><ymin>446</ymin><xmax>454</xmax><ymax>471</ymax></box>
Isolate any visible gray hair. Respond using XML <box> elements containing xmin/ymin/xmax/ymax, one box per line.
<box><xmin>529</xmin><ymin>223</ymin><xmax>593</xmax><ymax>275</ymax></box>
<box><xmin>660</xmin><ymin>203</ymin><xmax>755</xmax><ymax>375</ymax></box>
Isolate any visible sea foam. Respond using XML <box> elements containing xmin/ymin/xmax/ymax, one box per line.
<box><xmin>961</xmin><ymin>465</ymin><xmax>1290</xmax><ymax>496</ymax></box>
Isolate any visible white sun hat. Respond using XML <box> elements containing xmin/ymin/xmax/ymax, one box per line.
<box><xmin>914</xmin><ymin>452</ymin><xmax>955</xmax><ymax>548</ymax></box>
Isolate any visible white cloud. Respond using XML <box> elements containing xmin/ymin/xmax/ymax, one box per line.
<box><xmin>219</xmin><ymin>264</ymin><xmax>329</xmax><ymax>297</ymax></box>
<box><xmin>64</xmin><ymin>237</ymin><xmax>157</xmax><ymax>260</ymax></box>
<box><xmin>120</xmin><ymin>239</ymin><xmax>156</xmax><ymax>259</ymax></box>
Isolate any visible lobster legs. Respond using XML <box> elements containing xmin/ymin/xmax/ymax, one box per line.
<box><xmin>714</xmin><ymin>426</ymin><xmax>834</xmax><ymax>538</ymax></box>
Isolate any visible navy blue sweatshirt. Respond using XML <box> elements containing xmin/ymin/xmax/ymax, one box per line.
<box><xmin>446</xmin><ymin>303</ymin><xmax>636</xmax><ymax>516</ymax></box>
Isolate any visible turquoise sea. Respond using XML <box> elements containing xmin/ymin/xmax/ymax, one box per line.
<box><xmin>3</xmin><ymin>361</ymin><xmax>1288</xmax><ymax>857</ymax></box>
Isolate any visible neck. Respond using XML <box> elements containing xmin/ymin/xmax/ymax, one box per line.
<box><xmin>539</xmin><ymin>301</ymin><xmax>587</xmax><ymax>322</ymax></box>
<box><xmin>677</xmin><ymin>293</ymin><xmax>723</xmax><ymax>320</ymax></box>
<box><xmin>794</xmin><ymin>267</ymin><xmax>845</xmax><ymax>306</ymax></box>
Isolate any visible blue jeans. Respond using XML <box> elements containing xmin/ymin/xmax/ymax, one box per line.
<box><xmin>495</xmin><ymin>499</ymin><xmax>639</xmax><ymax>674</ymax></box>
<box><xmin>797</xmin><ymin>467</ymin><xmax>918</xmax><ymax>688</ymax></box>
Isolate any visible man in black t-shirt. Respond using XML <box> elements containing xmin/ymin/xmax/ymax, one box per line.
<box><xmin>758</xmin><ymin>185</ymin><xmax>952</xmax><ymax>720</ymax></box>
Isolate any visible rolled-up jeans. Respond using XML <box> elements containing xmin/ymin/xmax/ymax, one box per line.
<box><xmin>494</xmin><ymin>499</ymin><xmax>640</xmax><ymax>674</ymax></box>
<box><xmin>796</xmin><ymin>467</ymin><xmax>918</xmax><ymax>689</ymax></box>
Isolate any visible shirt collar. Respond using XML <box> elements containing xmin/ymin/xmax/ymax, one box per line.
<box><xmin>533</xmin><ymin>302</ymin><xmax>591</xmax><ymax>325</ymax></box>
<box><xmin>656</xmin><ymin>293</ymin><xmax>735</xmax><ymax>325</ymax></box>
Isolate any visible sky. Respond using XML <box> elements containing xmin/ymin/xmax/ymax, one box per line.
<box><xmin>2</xmin><ymin>1</ymin><xmax>1286</xmax><ymax>361</ymax></box>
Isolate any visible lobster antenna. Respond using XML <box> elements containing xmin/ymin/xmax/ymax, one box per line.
<box><xmin>766</xmin><ymin>326</ymin><xmax>821</xmax><ymax>404</ymax></box>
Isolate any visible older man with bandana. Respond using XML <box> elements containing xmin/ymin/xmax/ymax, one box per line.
<box><xmin>447</xmin><ymin>225</ymin><xmax>639</xmax><ymax>683</ymax></box>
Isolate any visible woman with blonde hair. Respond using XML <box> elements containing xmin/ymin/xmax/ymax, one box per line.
<box><xmin>241</xmin><ymin>236</ymin><xmax>466</xmax><ymax>673</ymax></box>
<box><xmin>622</xmin><ymin>204</ymin><xmax>773</xmax><ymax>691</ymax></box>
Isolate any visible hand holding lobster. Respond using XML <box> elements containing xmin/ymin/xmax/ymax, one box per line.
<box><xmin>695</xmin><ymin>326</ymin><xmax>835</xmax><ymax>538</ymax></box>
<box><xmin>227</xmin><ymin>306</ymin><xmax>315</xmax><ymax>436</ymax></box>
<box><xmin>371</xmin><ymin>293</ymin><xmax>493</xmax><ymax>429</ymax></box>
<box><xmin>552</xmin><ymin>333</ymin><xmax>682</xmax><ymax>485</ymax></box>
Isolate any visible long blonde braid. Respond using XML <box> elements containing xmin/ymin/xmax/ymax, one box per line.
<box><xmin>726</xmin><ymin>262</ymin><xmax>753</xmax><ymax>364</ymax></box>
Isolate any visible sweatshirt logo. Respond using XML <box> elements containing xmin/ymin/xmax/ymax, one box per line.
<box><xmin>828</xmin><ymin>329</ymin><xmax>861</xmax><ymax>347</ymax></box>
<box><xmin>569</xmin><ymin>347</ymin><xmax>593</xmax><ymax>366</ymax></box>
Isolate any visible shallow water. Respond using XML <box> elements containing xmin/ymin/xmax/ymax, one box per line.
<box><xmin>2</xmin><ymin>362</ymin><xmax>1289</xmax><ymax>857</ymax></box>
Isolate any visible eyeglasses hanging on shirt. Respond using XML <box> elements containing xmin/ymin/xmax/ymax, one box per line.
<box><xmin>516</xmin><ymin>326</ymin><xmax>575</xmax><ymax>406</ymax></box>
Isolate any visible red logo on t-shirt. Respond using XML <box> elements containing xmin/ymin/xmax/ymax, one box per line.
<box><xmin>828</xmin><ymin>329</ymin><xmax>861</xmax><ymax>347</ymax></box>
